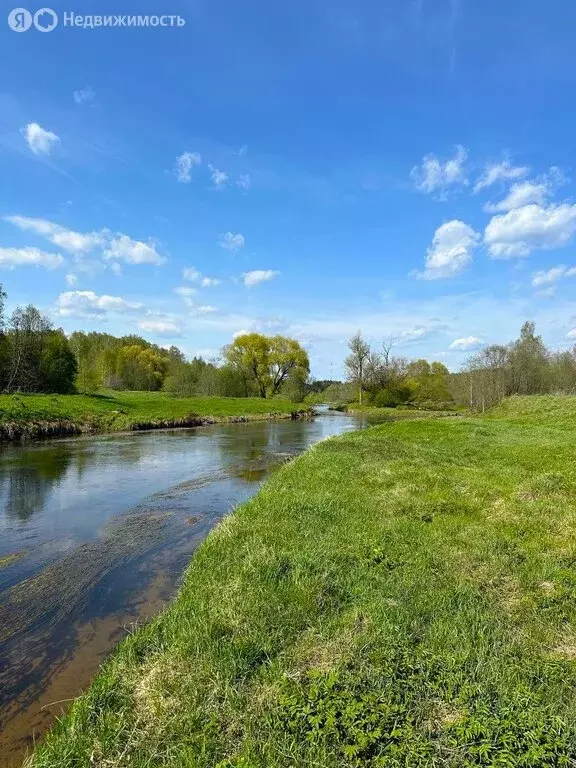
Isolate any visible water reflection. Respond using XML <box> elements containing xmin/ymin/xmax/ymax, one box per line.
<box><xmin>0</xmin><ymin>412</ymin><xmax>363</xmax><ymax>765</ymax></box>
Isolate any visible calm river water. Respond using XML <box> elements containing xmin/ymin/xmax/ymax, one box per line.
<box><xmin>0</xmin><ymin>410</ymin><xmax>363</xmax><ymax>765</ymax></box>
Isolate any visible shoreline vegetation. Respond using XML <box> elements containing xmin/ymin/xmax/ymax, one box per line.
<box><xmin>29</xmin><ymin>395</ymin><xmax>576</xmax><ymax>767</ymax></box>
<box><xmin>0</xmin><ymin>391</ymin><xmax>313</xmax><ymax>442</ymax></box>
<box><xmin>333</xmin><ymin>402</ymin><xmax>463</xmax><ymax>420</ymax></box>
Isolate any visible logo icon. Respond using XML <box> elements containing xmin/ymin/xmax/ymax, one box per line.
<box><xmin>33</xmin><ymin>7</ymin><xmax>57</xmax><ymax>31</ymax></box>
<box><xmin>8</xmin><ymin>7</ymin><xmax>32</xmax><ymax>31</ymax></box>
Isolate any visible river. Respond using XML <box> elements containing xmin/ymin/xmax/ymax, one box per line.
<box><xmin>0</xmin><ymin>409</ymin><xmax>364</xmax><ymax>766</ymax></box>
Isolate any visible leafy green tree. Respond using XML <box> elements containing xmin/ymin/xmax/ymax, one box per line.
<box><xmin>345</xmin><ymin>332</ymin><xmax>370</xmax><ymax>404</ymax></box>
<box><xmin>5</xmin><ymin>305</ymin><xmax>53</xmax><ymax>392</ymax></box>
<box><xmin>224</xmin><ymin>333</ymin><xmax>309</xmax><ymax>398</ymax></box>
<box><xmin>39</xmin><ymin>331</ymin><xmax>77</xmax><ymax>393</ymax></box>
<box><xmin>116</xmin><ymin>345</ymin><xmax>169</xmax><ymax>390</ymax></box>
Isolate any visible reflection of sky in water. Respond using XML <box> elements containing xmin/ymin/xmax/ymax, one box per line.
<box><xmin>0</xmin><ymin>413</ymin><xmax>363</xmax><ymax>569</ymax></box>
<box><xmin>0</xmin><ymin>412</ymin><xmax>366</xmax><ymax>758</ymax></box>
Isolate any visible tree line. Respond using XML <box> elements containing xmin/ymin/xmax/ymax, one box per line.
<box><xmin>343</xmin><ymin>322</ymin><xmax>576</xmax><ymax>411</ymax></box>
<box><xmin>344</xmin><ymin>332</ymin><xmax>452</xmax><ymax>409</ymax></box>
<box><xmin>451</xmin><ymin>321</ymin><xmax>576</xmax><ymax>411</ymax></box>
<box><xmin>0</xmin><ymin>285</ymin><xmax>310</xmax><ymax>399</ymax></box>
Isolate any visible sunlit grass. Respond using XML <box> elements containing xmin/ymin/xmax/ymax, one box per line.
<box><xmin>0</xmin><ymin>390</ymin><xmax>302</xmax><ymax>438</ymax></box>
<box><xmin>29</xmin><ymin>396</ymin><xmax>576</xmax><ymax>766</ymax></box>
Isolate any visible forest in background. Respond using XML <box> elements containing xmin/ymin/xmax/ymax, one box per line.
<box><xmin>2</xmin><ymin>284</ymin><xmax>574</xmax><ymax>410</ymax></box>
<box><xmin>342</xmin><ymin>322</ymin><xmax>576</xmax><ymax>411</ymax></box>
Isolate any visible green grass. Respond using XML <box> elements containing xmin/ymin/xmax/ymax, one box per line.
<box><xmin>344</xmin><ymin>403</ymin><xmax>462</xmax><ymax>420</ymax></box>
<box><xmin>29</xmin><ymin>396</ymin><xmax>576</xmax><ymax>766</ymax></box>
<box><xmin>0</xmin><ymin>390</ymin><xmax>303</xmax><ymax>439</ymax></box>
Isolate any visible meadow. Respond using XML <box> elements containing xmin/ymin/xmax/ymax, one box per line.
<box><xmin>29</xmin><ymin>395</ymin><xmax>576</xmax><ymax>766</ymax></box>
<box><xmin>0</xmin><ymin>390</ymin><xmax>303</xmax><ymax>440</ymax></box>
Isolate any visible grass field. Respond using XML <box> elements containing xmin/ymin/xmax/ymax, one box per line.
<box><xmin>29</xmin><ymin>395</ymin><xmax>576</xmax><ymax>766</ymax></box>
<box><xmin>0</xmin><ymin>391</ymin><xmax>304</xmax><ymax>440</ymax></box>
<box><xmin>343</xmin><ymin>403</ymin><xmax>461</xmax><ymax>420</ymax></box>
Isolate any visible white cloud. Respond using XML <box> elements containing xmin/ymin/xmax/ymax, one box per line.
<box><xmin>174</xmin><ymin>286</ymin><xmax>197</xmax><ymax>297</ymax></box>
<box><xmin>531</xmin><ymin>265</ymin><xmax>576</xmax><ymax>287</ymax></box>
<box><xmin>55</xmin><ymin>290</ymin><xmax>142</xmax><ymax>318</ymax></box>
<box><xmin>484</xmin><ymin>203</ymin><xmax>576</xmax><ymax>259</ymax></box>
<box><xmin>0</xmin><ymin>246</ymin><xmax>63</xmax><ymax>270</ymax></box>
<box><xmin>209</xmin><ymin>164</ymin><xmax>228</xmax><ymax>187</ymax></box>
<box><xmin>449</xmin><ymin>336</ymin><xmax>483</xmax><ymax>350</ymax></box>
<box><xmin>73</xmin><ymin>87</ymin><xmax>95</xmax><ymax>105</ymax></box>
<box><xmin>483</xmin><ymin>168</ymin><xmax>564</xmax><ymax>213</ymax></box>
<box><xmin>201</xmin><ymin>276</ymin><xmax>221</xmax><ymax>287</ymax></box>
<box><xmin>410</xmin><ymin>145</ymin><xmax>468</xmax><ymax>198</ymax></box>
<box><xmin>138</xmin><ymin>319</ymin><xmax>181</xmax><ymax>337</ymax></box>
<box><xmin>4</xmin><ymin>215</ymin><xmax>102</xmax><ymax>254</ymax></box>
<box><xmin>65</xmin><ymin>273</ymin><xmax>78</xmax><ymax>286</ymax></box>
<box><xmin>567</xmin><ymin>329</ymin><xmax>576</xmax><ymax>340</ymax></box>
<box><xmin>219</xmin><ymin>232</ymin><xmax>245</xmax><ymax>252</ymax></box>
<box><xmin>417</xmin><ymin>219</ymin><xmax>479</xmax><ymax>280</ymax></box>
<box><xmin>188</xmin><ymin>304</ymin><xmax>218</xmax><ymax>315</ymax></box>
<box><xmin>182</xmin><ymin>267</ymin><xmax>221</xmax><ymax>286</ymax></box>
<box><xmin>242</xmin><ymin>269</ymin><xmax>279</xmax><ymax>287</ymax></box>
<box><xmin>175</xmin><ymin>151</ymin><xmax>201</xmax><ymax>183</ymax></box>
<box><xmin>21</xmin><ymin>122</ymin><xmax>60</xmax><ymax>155</ymax></box>
<box><xmin>484</xmin><ymin>181</ymin><xmax>549</xmax><ymax>213</ymax></box>
<box><xmin>237</xmin><ymin>173</ymin><xmax>252</xmax><ymax>190</ymax></box>
<box><xmin>183</xmin><ymin>267</ymin><xmax>201</xmax><ymax>282</ymax></box>
<box><xmin>473</xmin><ymin>159</ymin><xmax>528</xmax><ymax>193</ymax></box>
<box><xmin>103</xmin><ymin>234</ymin><xmax>164</xmax><ymax>265</ymax></box>
<box><xmin>399</xmin><ymin>326</ymin><xmax>429</xmax><ymax>341</ymax></box>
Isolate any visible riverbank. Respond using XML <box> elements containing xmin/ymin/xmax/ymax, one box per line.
<box><xmin>29</xmin><ymin>395</ymin><xmax>576</xmax><ymax>766</ymax></box>
<box><xmin>0</xmin><ymin>391</ymin><xmax>310</xmax><ymax>441</ymax></box>
<box><xmin>341</xmin><ymin>403</ymin><xmax>462</xmax><ymax>419</ymax></box>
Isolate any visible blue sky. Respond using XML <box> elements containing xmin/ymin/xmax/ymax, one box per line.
<box><xmin>2</xmin><ymin>0</ymin><xmax>576</xmax><ymax>378</ymax></box>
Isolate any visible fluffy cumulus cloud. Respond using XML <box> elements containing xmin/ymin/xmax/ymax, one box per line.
<box><xmin>242</xmin><ymin>269</ymin><xmax>279</xmax><ymax>287</ymax></box>
<box><xmin>103</xmin><ymin>234</ymin><xmax>164</xmax><ymax>265</ymax></box>
<box><xmin>21</xmin><ymin>122</ymin><xmax>60</xmax><ymax>155</ymax></box>
<box><xmin>410</xmin><ymin>145</ymin><xmax>468</xmax><ymax>198</ymax></box>
<box><xmin>138</xmin><ymin>319</ymin><xmax>181</xmax><ymax>337</ymax></box>
<box><xmin>4</xmin><ymin>215</ymin><xmax>164</xmax><ymax>266</ymax></box>
<box><xmin>219</xmin><ymin>232</ymin><xmax>245</xmax><ymax>252</ymax></box>
<box><xmin>4</xmin><ymin>215</ymin><xmax>102</xmax><ymax>254</ymax></box>
<box><xmin>483</xmin><ymin>168</ymin><xmax>564</xmax><ymax>213</ymax></box>
<box><xmin>0</xmin><ymin>246</ymin><xmax>63</xmax><ymax>270</ymax></box>
<box><xmin>417</xmin><ymin>220</ymin><xmax>479</xmax><ymax>280</ymax></box>
<box><xmin>175</xmin><ymin>151</ymin><xmax>201</xmax><ymax>183</ymax></box>
<box><xmin>73</xmin><ymin>87</ymin><xmax>95</xmax><ymax>105</ymax></box>
<box><xmin>55</xmin><ymin>291</ymin><xmax>142</xmax><ymax>318</ymax></box>
<box><xmin>531</xmin><ymin>265</ymin><xmax>576</xmax><ymax>287</ymax></box>
<box><xmin>449</xmin><ymin>336</ymin><xmax>483</xmax><ymax>350</ymax></box>
<box><xmin>484</xmin><ymin>181</ymin><xmax>549</xmax><ymax>213</ymax></box>
<box><xmin>182</xmin><ymin>267</ymin><xmax>221</xmax><ymax>286</ymax></box>
<box><xmin>209</xmin><ymin>164</ymin><xmax>228</xmax><ymax>187</ymax></box>
<box><xmin>473</xmin><ymin>159</ymin><xmax>528</xmax><ymax>193</ymax></box>
<box><xmin>567</xmin><ymin>329</ymin><xmax>576</xmax><ymax>340</ymax></box>
<box><xmin>484</xmin><ymin>202</ymin><xmax>576</xmax><ymax>258</ymax></box>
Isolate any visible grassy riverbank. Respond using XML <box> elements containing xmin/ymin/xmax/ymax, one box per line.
<box><xmin>0</xmin><ymin>391</ymin><xmax>307</xmax><ymax>441</ymax></box>
<box><xmin>342</xmin><ymin>403</ymin><xmax>462</xmax><ymax>420</ymax></box>
<box><xmin>30</xmin><ymin>395</ymin><xmax>576</xmax><ymax>766</ymax></box>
